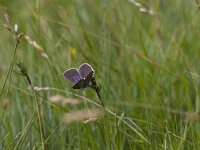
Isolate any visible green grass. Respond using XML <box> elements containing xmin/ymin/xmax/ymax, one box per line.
<box><xmin>1</xmin><ymin>0</ymin><xmax>200</xmax><ymax>149</ymax></box>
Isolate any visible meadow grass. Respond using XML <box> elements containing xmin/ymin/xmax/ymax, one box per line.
<box><xmin>1</xmin><ymin>0</ymin><xmax>200</xmax><ymax>149</ymax></box>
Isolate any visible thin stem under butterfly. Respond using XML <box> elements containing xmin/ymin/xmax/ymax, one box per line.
<box><xmin>89</xmin><ymin>77</ymin><xmax>104</xmax><ymax>108</ymax></box>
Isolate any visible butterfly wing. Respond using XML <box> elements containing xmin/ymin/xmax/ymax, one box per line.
<box><xmin>63</xmin><ymin>68</ymin><xmax>81</xmax><ymax>83</ymax></box>
<box><xmin>79</xmin><ymin>63</ymin><xmax>94</xmax><ymax>79</ymax></box>
<box><xmin>83</xmin><ymin>71</ymin><xmax>94</xmax><ymax>88</ymax></box>
<box><xmin>72</xmin><ymin>79</ymin><xmax>84</xmax><ymax>89</ymax></box>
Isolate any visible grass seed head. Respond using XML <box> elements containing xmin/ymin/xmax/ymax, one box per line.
<box><xmin>63</xmin><ymin>109</ymin><xmax>103</xmax><ymax>123</ymax></box>
<box><xmin>24</xmin><ymin>35</ymin><xmax>49</xmax><ymax>59</ymax></box>
<box><xmin>49</xmin><ymin>95</ymin><xmax>81</xmax><ymax>105</ymax></box>
<box><xmin>16</xmin><ymin>61</ymin><xmax>32</xmax><ymax>85</ymax></box>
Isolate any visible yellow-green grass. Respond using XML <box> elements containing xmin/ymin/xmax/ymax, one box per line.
<box><xmin>1</xmin><ymin>0</ymin><xmax>200</xmax><ymax>149</ymax></box>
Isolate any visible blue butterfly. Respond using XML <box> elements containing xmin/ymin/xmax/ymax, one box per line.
<box><xmin>64</xmin><ymin>63</ymin><xmax>94</xmax><ymax>89</ymax></box>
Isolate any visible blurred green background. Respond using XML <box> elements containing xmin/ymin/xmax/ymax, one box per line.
<box><xmin>1</xmin><ymin>0</ymin><xmax>200</xmax><ymax>149</ymax></box>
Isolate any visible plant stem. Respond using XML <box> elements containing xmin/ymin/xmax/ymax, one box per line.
<box><xmin>14</xmin><ymin>98</ymin><xmax>45</xmax><ymax>149</ymax></box>
<box><xmin>31</xmin><ymin>85</ymin><xmax>45</xmax><ymax>150</ymax></box>
<box><xmin>15</xmin><ymin>62</ymin><xmax>46</xmax><ymax>149</ymax></box>
<box><xmin>0</xmin><ymin>40</ymin><xmax>19</xmax><ymax>98</ymax></box>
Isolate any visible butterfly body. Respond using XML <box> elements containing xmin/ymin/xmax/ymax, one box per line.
<box><xmin>72</xmin><ymin>71</ymin><xmax>94</xmax><ymax>89</ymax></box>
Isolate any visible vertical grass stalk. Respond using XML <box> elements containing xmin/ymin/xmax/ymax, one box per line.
<box><xmin>16</xmin><ymin>62</ymin><xmax>45</xmax><ymax>149</ymax></box>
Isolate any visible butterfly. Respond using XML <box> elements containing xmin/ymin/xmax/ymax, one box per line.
<box><xmin>63</xmin><ymin>63</ymin><xmax>94</xmax><ymax>89</ymax></box>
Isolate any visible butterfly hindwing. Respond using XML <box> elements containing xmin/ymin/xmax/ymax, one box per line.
<box><xmin>83</xmin><ymin>71</ymin><xmax>94</xmax><ymax>87</ymax></box>
<box><xmin>72</xmin><ymin>79</ymin><xmax>84</xmax><ymax>89</ymax></box>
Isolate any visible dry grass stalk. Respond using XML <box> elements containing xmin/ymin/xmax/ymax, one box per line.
<box><xmin>34</xmin><ymin>86</ymin><xmax>50</xmax><ymax>91</ymax></box>
<box><xmin>63</xmin><ymin>109</ymin><xmax>103</xmax><ymax>123</ymax></box>
<box><xmin>2</xmin><ymin>98</ymin><xmax>10</xmax><ymax>110</ymax></box>
<box><xmin>14</xmin><ymin>24</ymin><xmax>18</xmax><ymax>33</ymax></box>
<box><xmin>184</xmin><ymin>112</ymin><xmax>200</xmax><ymax>122</ymax></box>
<box><xmin>49</xmin><ymin>95</ymin><xmax>80</xmax><ymax>105</ymax></box>
<box><xmin>83</xmin><ymin>118</ymin><xmax>101</xmax><ymax>124</ymax></box>
<box><xmin>0</xmin><ymin>5</ymin><xmax>6</xmax><ymax>12</ymax></box>
<box><xmin>129</xmin><ymin>0</ymin><xmax>154</xmax><ymax>16</ymax></box>
<box><xmin>24</xmin><ymin>35</ymin><xmax>49</xmax><ymax>59</ymax></box>
<box><xmin>130</xmin><ymin>0</ymin><xmax>163</xmax><ymax>43</ymax></box>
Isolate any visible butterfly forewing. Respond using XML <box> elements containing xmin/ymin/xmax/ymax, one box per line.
<box><xmin>63</xmin><ymin>68</ymin><xmax>81</xmax><ymax>83</ymax></box>
<box><xmin>79</xmin><ymin>63</ymin><xmax>94</xmax><ymax>79</ymax></box>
